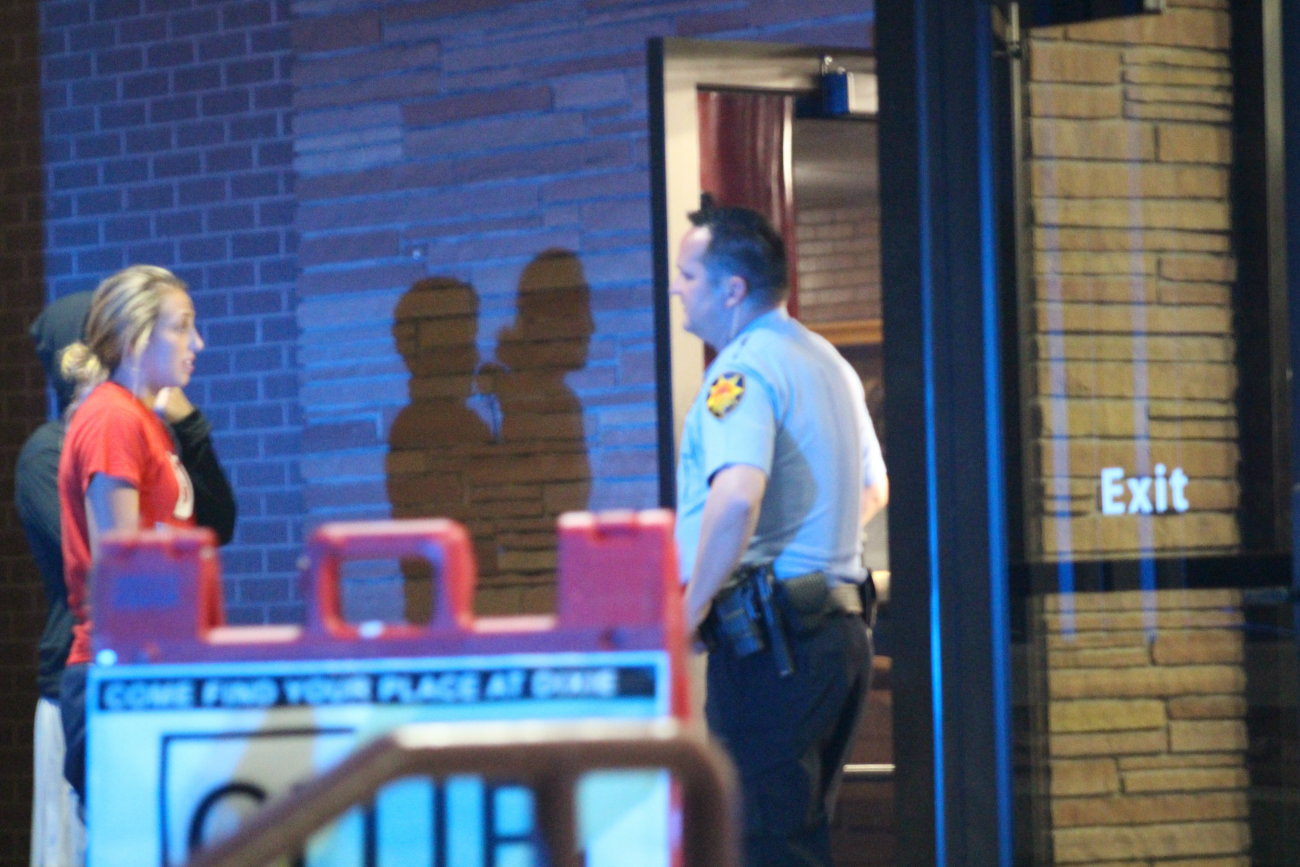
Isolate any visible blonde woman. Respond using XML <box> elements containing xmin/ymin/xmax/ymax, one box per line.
<box><xmin>56</xmin><ymin>265</ymin><xmax>207</xmax><ymax>802</ymax></box>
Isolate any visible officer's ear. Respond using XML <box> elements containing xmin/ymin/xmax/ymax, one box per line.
<box><xmin>722</xmin><ymin>274</ymin><xmax>749</xmax><ymax>307</ymax></box>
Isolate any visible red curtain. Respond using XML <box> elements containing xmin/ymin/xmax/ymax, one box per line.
<box><xmin>697</xmin><ymin>89</ymin><xmax>800</xmax><ymax>316</ymax></box>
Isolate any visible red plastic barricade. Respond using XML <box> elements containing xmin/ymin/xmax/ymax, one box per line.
<box><xmin>94</xmin><ymin>511</ymin><xmax>686</xmax><ymax>670</ymax></box>
<box><xmin>91</xmin><ymin>525</ymin><xmax>227</xmax><ymax>665</ymax></box>
<box><xmin>85</xmin><ymin>510</ymin><xmax>690</xmax><ymax>866</ymax></box>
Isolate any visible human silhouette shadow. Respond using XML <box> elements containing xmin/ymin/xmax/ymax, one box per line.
<box><xmin>386</xmin><ymin>255</ymin><xmax>594</xmax><ymax>619</ymax></box>
<box><xmin>471</xmin><ymin>249</ymin><xmax>594</xmax><ymax>614</ymax></box>
<box><xmin>387</xmin><ymin>277</ymin><xmax>493</xmax><ymax>622</ymax></box>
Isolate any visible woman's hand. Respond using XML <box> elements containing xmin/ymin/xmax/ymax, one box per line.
<box><xmin>153</xmin><ymin>386</ymin><xmax>196</xmax><ymax>423</ymax></box>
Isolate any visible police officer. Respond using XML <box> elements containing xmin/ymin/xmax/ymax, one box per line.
<box><xmin>670</xmin><ymin>204</ymin><xmax>887</xmax><ymax>866</ymax></box>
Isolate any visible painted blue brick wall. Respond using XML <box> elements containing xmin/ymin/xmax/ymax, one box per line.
<box><xmin>39</xmin><ymin>0</ymin><xmax>302</xmax><ymax>624</ymax></box>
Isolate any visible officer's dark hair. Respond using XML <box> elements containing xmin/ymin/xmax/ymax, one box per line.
<box><xmin>687</xmin><ymin>198</ymin><xmax>788</xmax><ymax>307</ymax></box>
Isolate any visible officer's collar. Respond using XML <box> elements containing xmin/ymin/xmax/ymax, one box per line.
<box><xmin>736</xmin><ymin>305</ymin><xmax>787</xmax><ymax>337</ymax></box>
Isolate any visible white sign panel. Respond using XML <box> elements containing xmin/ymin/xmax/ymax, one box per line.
<box><xmin>87</xmin><ymin>651</ymin><xmax>672</xmax><ymax>866</ymax></box>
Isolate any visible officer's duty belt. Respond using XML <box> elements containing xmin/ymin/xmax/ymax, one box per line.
<box><xmin>828</xmin><ymin>582</ymin><xmax>864</xmax><ymax>615</ymax></box>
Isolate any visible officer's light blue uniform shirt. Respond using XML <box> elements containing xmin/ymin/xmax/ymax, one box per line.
<box><xmin>675</xmin><ymin>307</ymin><xmax>886</xmax><ymax>585</ymax></box>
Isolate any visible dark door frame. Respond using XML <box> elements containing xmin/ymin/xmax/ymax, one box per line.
<box><xmin>1285</xmin><ymin>0</ymin><xmax>1300</xmax><ymax>586</ymax></box>
<box><xmin>876</xmin><ymin>1</ymin><xmax>1015</xmax><ymax>864</ymax></box>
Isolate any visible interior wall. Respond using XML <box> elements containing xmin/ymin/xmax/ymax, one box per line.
<box><xmin>795</xmin><ymin>203</ymin><xmax>881</xmax><ymax>324</ymax></box>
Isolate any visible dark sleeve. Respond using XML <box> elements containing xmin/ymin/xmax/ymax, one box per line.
<box><xmin>170</xmin><ymin>409</ymin><xmax>237</xmax><ymax>546</ymax></box>
<box><xmin>15</xmin><ymin>423</ymin><xmax>67</xmax><ymax>610</ymax></box>
<box><xmin>15</xmin><ymin>421</ymin><xmax>75</xmax><ymax>698</ymax></box>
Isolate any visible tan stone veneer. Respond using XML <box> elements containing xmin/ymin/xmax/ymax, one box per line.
<box><xmin>1031</xmin><ymin>589</ymin><xmax>1250</xmax><ymax>864</ymax></box>
<box><xmin>1023</xmin><ymin>0</ymin><xmax>1240</xmax><ymax>561</ymax></box>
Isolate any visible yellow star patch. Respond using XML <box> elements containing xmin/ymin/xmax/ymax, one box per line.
<box><xmin>706</xmin><ymin>372</ymin><xmax>745</xmax><ymax>419</ymax></box>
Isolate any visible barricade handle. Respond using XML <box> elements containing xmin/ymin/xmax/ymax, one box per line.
<box><xmin>555</xmin><ymin>509</ymin><xmax>691</xmax><ymax>718</ymax></box>
<box><xmin>555</xmin><ymin>509</ymin><xmax>679</xmax><ymax>629</ymax></box>
<box><xmin>304</xmin><ymin>519</ymin><xmax>477</xmax><ymax>638</ymax></box>
<box><xmin>92</xmin><ymin>526</ymin><xmax>223</xmax><ymax>663</ymax></box>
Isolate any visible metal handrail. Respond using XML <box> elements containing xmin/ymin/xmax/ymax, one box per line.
<box><xmin>843</xmin><ymin>762</ymin><xmax>895</xmax><ymax>782</ymax></box>
<box><xmin>183</xmin><ymin>718</ymin><xmax>740</xmax><ymax>867</ymax></box>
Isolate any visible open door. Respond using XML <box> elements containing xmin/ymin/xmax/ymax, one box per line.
<box><xmin>650</xmin><ymin>38</ymin><xmax>878</xmax><ymax>489</ymax></box>
<box><xmin>649</xmin><ymin>36</ymin><xmax>892</xmax><ymax>865</ymax></box>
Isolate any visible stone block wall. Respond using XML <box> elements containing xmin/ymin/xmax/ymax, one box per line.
<box><xmin>1024</xmin><ymin>0</ymin><xmax>1241</xmax><ymax>560</ymax></box>
<box><xmin>287</xmin><ymin>0</ymin><xmax>875</xmax><ymax>617</ymax></box>
<box><xmin>1034</xmin><ymin>589</ymin><xmax>1251</xmax><ymax>864</ymax></box>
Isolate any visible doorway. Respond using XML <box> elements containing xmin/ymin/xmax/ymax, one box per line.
<box><xmin>648</xmin><ymin>36</ymin><xmax>893</xmax><ymax>865</ymax></box>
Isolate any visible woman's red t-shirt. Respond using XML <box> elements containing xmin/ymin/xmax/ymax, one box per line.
<box><xmin>58</xmin><ymin>382</ymin><xmax>195</xmax><ymax>666</ymax></box>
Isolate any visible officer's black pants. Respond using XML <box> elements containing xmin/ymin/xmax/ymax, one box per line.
<box><xmin>706</xmin><ymin>613</ymin><xmax>873</xmax><ymax>867</ymax></box>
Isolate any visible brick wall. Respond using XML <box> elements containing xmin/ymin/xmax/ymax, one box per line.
<box><xmin>1033</xmin><ymin>589</ymin><xmax>1251</xmax><ymax>863</ymax></box>
<box><xmin>290</xmin><ymin>0</ymin><xmax>875</xmax><ymax>617</ymax></box>
<box><xmin>0</xmin><ymin>0</ymin><xmax>301</xmax><ymax>858</ymax></box>
<box><xmin>795</xmin><ymin>204</ymin><xmax>881</xmax><ymax>325</ymax></box>
<box><xmin>37</xmin><ymin>0</ymin><xmax>302</xmax><ymax>622</ymax></box>
<box><xmin>1024</xmin><ymin>0</ymin><xmax>1240</xmax><ymax>560</ymax></box>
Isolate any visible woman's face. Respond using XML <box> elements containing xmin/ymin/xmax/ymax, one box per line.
<box><xmin>138</xmin><ymin>287</ymin><xmax>203</xmax><ymax>391</ymax></box>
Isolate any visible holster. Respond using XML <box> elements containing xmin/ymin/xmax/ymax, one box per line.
<box><xmin>701</xmin><ymin>564</ymin><xmax>795</xmax><ymax>677</ymax></box>
<box><xmin>700</xmin><ymin>573</ymin><xmax>766</xmax><ymax>658</ymax></box>
<box><xmin>702</xmin><ymin>566</ymin><xmax>873</xmax><ymax>677</ymax></box>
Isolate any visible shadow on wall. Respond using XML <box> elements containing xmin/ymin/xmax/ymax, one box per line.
<box><xmin>387</xmin><ymin>250</ymin><xmax>594</xmax><ymax>619</ymax></box>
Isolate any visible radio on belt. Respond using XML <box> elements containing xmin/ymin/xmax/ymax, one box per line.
<box><xmin>86</xmin><ymin>510</ymin><xmax>688</xmax><ymax>867</ymax></box>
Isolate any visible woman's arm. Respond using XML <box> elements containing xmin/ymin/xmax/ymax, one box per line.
<box><xmin>85</xmin><ymin>473</ymin><xmax>139</xmax><ymax>559</ymax></box>
<box><xmin>156</xmin><ymin>387</ymin><xmax>237</xmax><ymax>545</ymax></box>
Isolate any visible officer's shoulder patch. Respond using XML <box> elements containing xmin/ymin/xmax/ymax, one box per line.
<box><xmin>706</xmin><ymin>371</ymin><xmax>745</xmax><ymax>419</ymax></box>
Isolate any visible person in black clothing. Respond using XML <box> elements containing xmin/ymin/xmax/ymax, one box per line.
<box><xmin>17</xmin><ymin>290</ymin><xmax>236</xmax><ymax>865</ymax></box>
